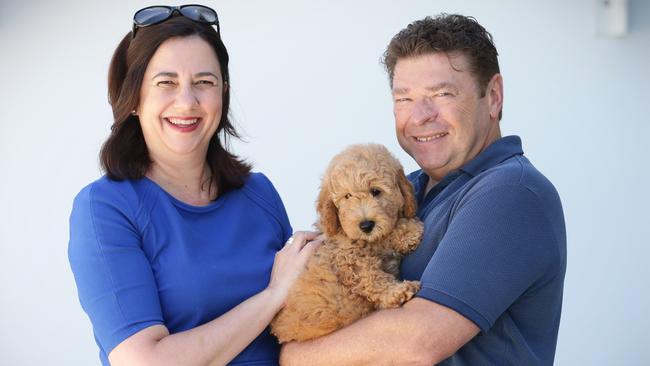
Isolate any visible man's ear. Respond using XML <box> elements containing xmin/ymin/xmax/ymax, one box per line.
<box><xmin>486</xmin><ymin>73</ymin><xmax>503</xmax><ymax>121</ymax></box>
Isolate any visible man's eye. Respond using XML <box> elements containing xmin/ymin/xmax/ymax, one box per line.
<box><xmin>370</xmin><ymin>188</ymin><xmax>381</xmax><ymax>197</ymax></box>
<box><xmin>436</xmin><ymin>92</ymin><xmax>452</xmax><ymax>97</ymax></box>
<box><xmin>395</xmin><ymin>98</ymin><xmax>412</xmax><ymax>103</ymax></box>
<box><xmin>344</xmin><ymin>193</ymin><xmax>352</xmax><ymax>199</ymax></box>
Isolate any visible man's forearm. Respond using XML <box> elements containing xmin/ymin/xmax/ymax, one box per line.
<box><xmin>280</xmin><ymin>305</ymin><xmax>430</xmax><ymax>366</ymax></box>
<box><xmin>279</xmin><ymin>298</ymin><xmax>479</xmax><ymax>366</ymax></box>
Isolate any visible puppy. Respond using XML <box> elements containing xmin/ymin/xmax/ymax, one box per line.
<box><xmin>271</xmin><ymin>144</ymin><xmax>423</xmax><ymax>343</ymax></box>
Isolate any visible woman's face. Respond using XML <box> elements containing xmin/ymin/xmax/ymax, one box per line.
<box><xmin>137</xmin><ymin>35</ymin><xmax>224</xmax><ymax>162</ymax></box>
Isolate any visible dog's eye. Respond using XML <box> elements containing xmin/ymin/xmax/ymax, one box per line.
<box><xmin>370</xmin><ymin>188</ymin><xmax>381</xmax><ymax>197</ymax></box>
<box><xmin>344</xmin><ymin>193</ymin><xmax>352</xmax><ymax>199</ymax></box>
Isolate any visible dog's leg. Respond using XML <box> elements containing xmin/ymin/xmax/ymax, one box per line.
<box><xmin>337</xmin><ymin>256</ymin><xmax>420</xmax><ymax>309</ymax></box>
<box><xmin>385</xmin><ymin>218</ymin><xmax>424</xmax><ymax>254</ymax></box>
<box><xmin>380</xmin><ymin>250</ymin><xmax>401</xmax><ymax>277</ymax></box>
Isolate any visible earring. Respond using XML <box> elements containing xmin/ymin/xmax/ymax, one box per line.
<box><xmin>131</xmin><ymin>110</ymin><xmax>137</xmax><ymax>116</ymax></box>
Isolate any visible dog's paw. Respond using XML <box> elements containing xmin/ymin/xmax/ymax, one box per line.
<box><xmin>392</xmin><ymin>219</ymin><xmax>424</xmax><ymax>253</ymax></box>
<box><xmin>401</xmin><ymin>280</ymin><xmax>421</xmax><ymax>301</ymax></box>
<box><xmin>378</xmin><ymin>280</ymin><xmax>421</xmax><ymax>309</ymax></box>
<box><xmin>406</xmin><ymin>219</ymin><xmax>424</xmax><ymax>248</ymax></box>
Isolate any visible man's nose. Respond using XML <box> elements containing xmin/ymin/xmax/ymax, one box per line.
<box><xmin>412</xmin><ymin>98</ymin><xmax>437</xmax><ymax>125</ymax></box>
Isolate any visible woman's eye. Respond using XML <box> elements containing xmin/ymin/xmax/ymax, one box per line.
<box><xmin>344</xmin><ymin>193</ymin><xmax>352</xmax><ymax>199</ymax></box>
<box><xmin>370</xmin><ymin>188</ymin><xmax>381</xmax><ymax>197</ymax></box>
<box><xmin>196</xmin><ymin>80</ymin><xmax>215</xmax><ymax>86</ymax></box>
<box><xmin>156</xmin><ymin>80</ymin><xmax>175</xmax><ymax>87</ymax></box>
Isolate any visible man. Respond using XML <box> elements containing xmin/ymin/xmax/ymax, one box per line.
<box><xmin>281</xmin><ymin>14</ymin><xmax>566</xmax><ymax>365</ymax></box>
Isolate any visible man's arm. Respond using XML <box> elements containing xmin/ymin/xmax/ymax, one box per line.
<box><xmin>280</xmin><ymin>297</ymin><xmax>479</xmax><ymax>366</ymax></box>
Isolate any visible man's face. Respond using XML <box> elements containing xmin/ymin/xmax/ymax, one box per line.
<box><xmin>392</xmin><ymin>52</ymin><xmax>501</xmax><ymax>182</ymax></box>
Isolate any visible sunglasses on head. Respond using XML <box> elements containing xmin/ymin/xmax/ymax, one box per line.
<box><xmin>132</xmin><ymin>4</ymin><xmax>219</xmax><ymax>37</ymax></box>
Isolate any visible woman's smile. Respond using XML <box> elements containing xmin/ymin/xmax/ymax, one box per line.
<box><xmin>164</xmin><ymin>116</ymin><xmax>202</xmax><ymax>132</ymax></box>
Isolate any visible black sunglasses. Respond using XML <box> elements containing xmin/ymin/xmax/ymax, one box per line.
<box><xmin>132</xmin><ymin>4</ymin><xmax>220</xmax><ymax>37</ymax></box>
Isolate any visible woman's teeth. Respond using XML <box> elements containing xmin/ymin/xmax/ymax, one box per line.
<box><xmin>167</xmin><ymin>118</ymin><xmax>199</xmax><ymax>126</ymax></box>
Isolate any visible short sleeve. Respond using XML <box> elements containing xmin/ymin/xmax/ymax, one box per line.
<box><xmin>242</xmin><ymin>173</ymin><xmax>293</xmax><ymax>242</ymax></box>
<box><xmin>68</xmin><ymin>182</ymin><xmax>164</xmax><ymax>355</ymax></box>
<box><xmin>417</xmin><ymin>185</ymin><xmax>561</xmax><ymax>331</ymax></box>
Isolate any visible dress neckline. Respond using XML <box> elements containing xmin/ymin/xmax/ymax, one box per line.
<box><xmin>141</xmin><ymin>176</ymin><xmax>227</xmax><ymax>213</ymax></box>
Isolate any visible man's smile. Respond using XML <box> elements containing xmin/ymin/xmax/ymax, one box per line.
<box><xmin>414</xmin><ymin>132</ymin><xmax>449</xmax><ymax>142</ymax></box>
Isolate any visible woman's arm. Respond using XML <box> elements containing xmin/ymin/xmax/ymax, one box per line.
<box><xmin>109</xmin><ymin>232</ymin><xmax>322</xmax><ymax>366</ymax></box>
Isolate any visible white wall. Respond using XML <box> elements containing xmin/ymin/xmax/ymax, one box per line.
<box><xmin>1</xmin><ymin>0</ymin><xmax>648</xmax><ymax>364</ymax></box>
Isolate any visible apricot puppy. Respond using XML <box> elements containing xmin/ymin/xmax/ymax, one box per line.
<box><xmin>271</xmin><ymin>144</ymin><xmax>424</xmax><ymax>343</ymax></box>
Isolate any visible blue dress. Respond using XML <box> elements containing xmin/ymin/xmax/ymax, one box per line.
<box><xmin>68</xmin><ymin>172</ymin><xmax>291</xmax><ymax>365</ymax></box>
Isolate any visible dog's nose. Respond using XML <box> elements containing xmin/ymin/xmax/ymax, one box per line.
<box><xmin>359</xmin><ymin>220</ymin><xmax>375</xmax><ymax>233</ymax></box>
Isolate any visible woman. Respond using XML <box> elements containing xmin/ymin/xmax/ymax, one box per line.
<box><xmin>68</xmin><ymin>5</ymin><xmax>320</xmax><ymax>365</ymax></box>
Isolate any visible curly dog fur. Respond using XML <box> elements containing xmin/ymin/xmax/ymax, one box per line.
<box><xmin>270</xmin><ymin>144</ymin><xmax>424</xmax><ymax>343</ymax></box>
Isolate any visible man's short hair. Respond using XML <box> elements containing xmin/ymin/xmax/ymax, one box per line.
<box><xmin>383</xmin><ymin>14</ymin><xmax>501</xmax><ymax>109</ymax></box>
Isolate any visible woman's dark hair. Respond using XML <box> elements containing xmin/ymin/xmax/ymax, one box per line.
<box><xmin>383</xmin><ymin>14</ymin><xmax>502</xmax><ymax>120</ymax></box>
<box><xmin>101</xmin><ymin>15</ymin><xmax>250</xmax><ymax>195</ymax></box>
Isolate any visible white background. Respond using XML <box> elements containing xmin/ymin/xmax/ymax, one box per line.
<box><xmin>1</xmin><ymin>0</ymin><xmax>648</xmax><ymax>364</ymax></box>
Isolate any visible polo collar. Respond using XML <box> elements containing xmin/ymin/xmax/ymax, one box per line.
<box><xmin>408</xmin><ymin>135</ymin><xmax>524</xmax><ymax>204</ymax></box>
<box><xmin>460</xmin><ymin>135</ymin><xmax>524</xmax><ymax>177</ymax></box>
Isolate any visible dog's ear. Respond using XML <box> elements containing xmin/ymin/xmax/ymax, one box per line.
<box><xmin>316</xmin><ymin>180</ymin><xmax>340</xmax><ymax>237</ymax></box>
<box><xmin>398</xmin><ymin>170</ymin><xmax>417</xmax><ymax>218</ymax></box>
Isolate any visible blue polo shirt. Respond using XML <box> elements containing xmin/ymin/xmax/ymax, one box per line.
<box><xmin>401</xmin><ymin>136</ymin><xmax>566</xmax><ymax>366</ymax></box>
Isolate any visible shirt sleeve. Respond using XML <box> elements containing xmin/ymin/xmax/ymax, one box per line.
<box><xmin>68</xmin><ymin>182</ymin><xmax>164</xmax><ymax>355</ymax></box>
<box><xmin>416</xmin><ymin>184</ymin><xmax>562</xmax><ymax>332</ymax></box>
<box><xmin>243</xmin><ymin>173</ymin><xmax>293</xmax><ymax>243</ymax></box>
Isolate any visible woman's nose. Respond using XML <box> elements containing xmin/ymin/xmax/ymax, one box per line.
<box><xmin>175</xmin><ymin>84</ymin><xmax>199</xmax><ymax>108</ymax></box>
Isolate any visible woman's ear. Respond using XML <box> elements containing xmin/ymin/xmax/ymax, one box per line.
<box><xmin>397</xmin><ymin>170</ymin><xmax>417</xmax><ymax>218</ymax></box>
<box><xmin>316</xmin><ymin>179</ymin><xmax>339</xmax><ymax>237</ymax></box>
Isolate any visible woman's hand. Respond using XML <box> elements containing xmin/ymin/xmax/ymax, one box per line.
<box><xmin>266</xmin><ymin>231</ymin><xmax>324</xmax><ymax>308</ymax></box>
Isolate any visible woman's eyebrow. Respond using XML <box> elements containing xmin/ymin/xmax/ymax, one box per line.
<box><xmin>151</xmin><ymin>71</ymin><xmax>220</xmax><ymax>80</ymax></box>
<box><xmin>194</xmin><ymin>72</ymin><xmax>220</xmax><ymax>80</ymax></box>
<box><xmin>152</xmin><ymin>71</ymin><xmax>176</xmax><ymax>78</ymax></box>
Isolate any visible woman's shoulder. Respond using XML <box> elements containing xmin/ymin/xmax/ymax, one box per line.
<box><xmin>243</xmin><ymin>172</ymin><xmax>277</xmax><ymax>196</ymax></box>
<box><xmin>239</xmin><ymin>171</ymin><xmax>288</xmax><ymax>219</ymax></box>
<box><xmin>75</xmin><ymin>175</ymin><xmax>137</xmax><ymax>199</ymax></box>
<box><xmin>73</xmin><ymin>176</ymin><xmax>146</xmax><ymax>216</ymax></box>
